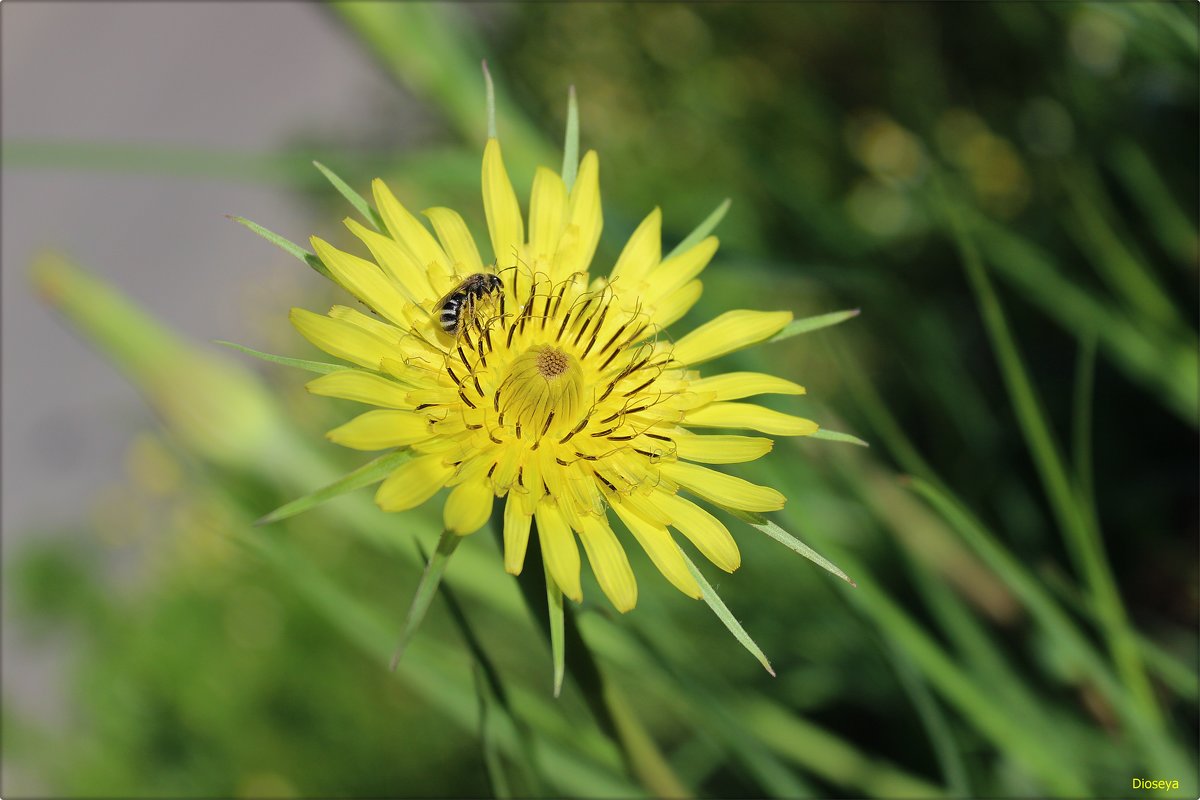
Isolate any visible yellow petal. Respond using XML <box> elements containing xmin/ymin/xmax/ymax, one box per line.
<box><xmin>610</xmin><ymin>500</ymin><xmax>701</xmax><ymax>598</ymax></box>
<box><xmin>326</xmin><ymin>409</ymin><xmax>429</xmax><ymax>450</ymax></box>
<box><xmin>482</xmin><ymin>138</ymin><xmax>525</xmax><ymax>269</ymax></box>
<box><xmin>345</xmin><ymin>218</ymin><xmax>435</xmax><ymax>303</ymax></box>
<box><xmin>650</xmin><ymin>280</ymin><xmax>703</xmax><ymax>329</ymax></box>
<box><xmin>490</xmin><ymin>443</ymin><xmax>524</xmax><ymax>494</ymax></box>
<box><xmin>687</xmin><ymin>372</ymin><xmax>805</xmax><ymax>401</ymax></box>
<box><xmin>444</xmin><ymin>476</ymin><xmax>494</xmax><ymax>535</ymax></box>
<box><xmin>578</xmin><ymin>515</ymin><xmax>637</xmax><ymax>612</ymax></box>
<box><xmin>554</xmin><ymin>150</ymin><xmax>601</xmax><ymax>278</ymax></box>
<box><xmin>311</xmin><ymin>236</ymin><xmax>414</xmax><ymax>326</ymax></box>
<box><xmin>528</xmin><ymin>167</ymin><xmax>567</xmax><ymax>263</ymax></box>
<box><xmin>375</xmin><ymin>454</ymin><xmax>453</xmax><ymax>511</ymax></box>
<box><xmin>642</xmin><ymin>236</ymin><xmax>718</xmax><ymax>304</ymax></box>
<box><xmin>660</xmin><ymin>460</ymin><xmax>785</xmax><ymax>512</ymax></box>
<box><xmin>672</xmin><ymin>432</ymin><xmax>774</xmax><ymax>464</ymax></box>
<box><xmin>372</xmin><ymin>179</ymin><xmax>452</xmax><ymax>282</ymax></box>
<box><xmin>685</xmin><ymin>402</ymin><xmax>819</xmax><ymax>436</ymax></box>
<box><xmin>514</xmin><ymin>453</ymin><xmax>545</xmax><ymax>516</ymax></box>
<box><xmin>306</xmin><ymin>370</ymin><xmax>411</xmax><ymax>408</ymax></box>
<box><xmin>289</xmin><ymin>308</ymin><xmax>391</xmax><ymax>370</ymax></box>
<box><xmin>422</xmin><ymin>207</ymin><xmax>485</xmax><ymax>275</ymax></box>
<box><xmin>327</xmin><ymin>304</ymin><xmax>402</xmax><ymax>342</ymax></box>
<box><xmin>609</xmin><ymin>207</ymin><xmax>661</xmax><ymax>285</ymax></box>
<box><xmin>671</xmin><ymin>310</ymin><xmax>793</xmax><ymax>366</ymax></box>
<box><xmin>652</xmin><ymin>491</ymin><xmax>741</xmax><ymax>572</ymax></box>
<box><xmin>535</xmin><ymin>502</ymin><xmax>582</xmax><ymax>602</ymax></box>
<box><xmin>503</xmin><ymin>493</ymin><xmax>532</xmax><ymax>575</ymax></box>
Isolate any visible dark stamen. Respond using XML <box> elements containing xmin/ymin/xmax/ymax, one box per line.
<box><xmin>559</xmin><ymin>416</ymin><xmax>589</xmax><ymax>444</ymax></box>
<box><xmin>623</xmin><ymin>376</ymin><xmax>656</xmax><ymax>398</ymax></box>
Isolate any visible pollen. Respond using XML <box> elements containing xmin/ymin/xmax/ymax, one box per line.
<box><xmin>536</xmin><ymin>346</ymin><xmax>569</xmax><ymax>378</ymax></box>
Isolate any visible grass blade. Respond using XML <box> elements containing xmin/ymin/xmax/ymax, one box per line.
<box><xmin>736</xmin><ymin>696</ymin><xmax>951</xmax><ymax>798</ymax></box>
<box><xmin>1071</xmin><ymin>334</ymin><xmax>1099</xmax><ymax>531</ymax></box>
<box><xmin>768</xmin><ymin>308</ymin><xmax>861</xmax><ymax>343</ymax></box>
<box><xmin>940</xmin><ymin>183</ymin><xmax>1161</xmax><ymax>730</ymax></box>
<box><xmin>256</xmin><ymin>450</ymin><xmax>413</xmax><ymax>525</ymax></box>
<box><xmin>679</xmin><ymin>548</ymin><xmax>774</xmax><ymax>676</ymax></box>
<box><xmin>1108</xmin><ymin>141</ymin><xmax>1199</xmax><ymax>269</ymax></box>
<box><xmin>1038</xmin><ymin>566</ymin><xmax>1200</xmax><ymax>702</ymax></box>
<box><xmin>963</xmin><ymin>211</ymin><xmax>1197</xmax><ymax>424</ymax></box>
<box><xmin>313</xmin><ymin>160</ymin><xmax>384</xmax><ymax>231</ymax></box>
<box><xmin>885</xmin><ymin>640</ymin><xmax>970</xmax><ymax>796</ymax></box>
<box><xmin>391</xmin><ymin>528</ymin><xmax>462</xmax><ymax>669</ymax></box>
<box><xmin>432</xmin><ymin>538</ymin><xmax>541</xmax><ymax>796</ymax></box>
<box><xmin>214</xmin><ymin>340</ymin><xmax>347</xmax><ymax>375</ymax></box>
<box><xmin>810</xmin><ymin>428</ymin><xmax>869</xmax><ymax>447</ymax></box>
<box><xmin>229</xmin><ymin>215</ymin><xmax>331</xmax><ymax>280</ymax></box>
<box><xmin>725</xmin><ymin>507</ymin><xmax>856</xmax><ymax>587</ymax></box>
<box><xmin>905</xmin><ymin>476</ymin><xmax>1193</xmax><ymax>779</ymax></box>
<box><xmin>1060</xmin><ymin>162</ymin><xmax>1183</xmax><ymax>333</ymax></box>
<box><xmin>473</xmin><ymin>662</ymin><xmax>513</xmax><ymax>798</ymax></box>
<box><xmin>664</xmin><ymin>198</ymin><xmax>731</xmax><ymax>261</ymax></box>
<box><xmin>817</xmin><ymin>545</ymin><xmax>1090</xmax><ymax>793</ymax></box>
<box><xmin>561</xmin><ymin>85</ymin><xmax>580</xmax><ymax>192</ymax></box>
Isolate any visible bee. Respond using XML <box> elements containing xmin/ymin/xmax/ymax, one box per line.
<box><xmin>436</xmin><ymin>272</ymin><xmax>504</xmax><ymax>335</ymax></box>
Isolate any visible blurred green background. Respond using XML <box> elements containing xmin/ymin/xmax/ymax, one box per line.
<box><xmin>3</xmin><ymin>3</ymin><xmax>1197</xmax><ymax>798</ymax></box>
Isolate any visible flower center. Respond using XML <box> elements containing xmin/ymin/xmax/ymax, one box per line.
<box><xmin>498</xmin><ymin>344</ymin><xmax>583</xmax><ymax>439</ymax></box>
<box><xmin>536</xmin><ymin>346</ymin><xmax>569</xmax><ymax>378</ymax></box>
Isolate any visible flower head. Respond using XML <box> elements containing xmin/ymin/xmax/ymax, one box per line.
<box><xmin>292</xmin><ymin>137</ymin><xmax>819</xmax><ymax>612</ymax></box>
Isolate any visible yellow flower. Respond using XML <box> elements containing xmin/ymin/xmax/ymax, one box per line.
<box><xmin>292</xmin><ymin>138</ymin><xmax>818</xmax><ymax>612</ymax></box>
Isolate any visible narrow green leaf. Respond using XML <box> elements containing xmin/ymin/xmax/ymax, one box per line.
<box><xmin>256</xmin><ymin>450</ymin><xmax>412</xmax><ymax>525</ymax></box>
<box><xmin>214</xmin><ymin>340</ymin><xmax>347</xmax><ymax>375</ymax></box>
<box><xmin>810</xmin><ymin>428</ymin><xmax>870</xmax><ymax>448</ymax></box>
<box><xmin>1061</xmin><ymin>162</ymin><xmax>1183</xmax><ymax>333</ymax></box>
<box><xmin>1038</xmin><ymin>566</ymin><xmax>1200</xmax><ymax>702</ymax></box>
<box><xmin>726</xmin><ymin>508</ymin><xmax>856</xmax><ymax>587</ymax></box>
<box><xmin>473</xmin><ymin>662</ymin><xmax>513</xmax><ymax>798</ymax></box>
<box><xmin>1109</xmin><ymin>141</ymin><xmax>1199</xmax><ymax>270</ymax></box>
<box><xmin>905</xmin><ymin>475</ymin><xmax>1192</xmax><ymax>778</ymax></box>
<box><xmin>940</xmin><ymin>183</ymin><xmax>1162</xmax><ymax>729</ymax></box>
<box><xmin>312</xmin><ymin>160</ymin><xmax>383</xmax><ymax>231</ymax></box>
<box><xmin>1071</xmin><ymin>334</ymin><xmax>1099</xmax><ymax>531</ymax></box>
<box><xmin>391</xmin><ymin>528</ymin><xmax>463</xmax><ymax>670</ymax></box>
<box><xmin>680</xmin><ymin>548</ymin><xmax>775</xmax><ymax>676</ymax></box>
<box><xmin>545</xmin><ymin>559</ymin><xmax>566</xmax><ymax>698</ymax></box>
<box><xmin>885</xmin><ymin>641</ymin><xmax>971</xmax><ymax>796</ymax></box>
<box><xmin>602</xmin><ymin>682</ymin><xmax>693</xmax><ymax>799</ymax></box>
<box><xmin>768</xmin><ymin>308</ymin><xmax>861</xmax><ymax>343</ymax></box>
<box><xmin>482</xmin><ymin>59</ymin><xmax>497</xmax><ymax>140</ymax></box>
<box><xmin>229</xmin><ymin>215</ymin><xmax>331</xmax><ymax>279</ymax></box>
<box><xmin>962</xmin><ymin>209</ymin><xmax>1197</xmax><ymax>424</ymax></box>
<box><xmin>561</xmin><ymin>85</ymin><xmax>580</xmax><ymax>192</ymax></box>
<box><xmin>430</xmin><ymin>539</ymin><xmax>541</xmax><ymax>795</ymax></box>
<box><xmin>664</xmin><ymin>198</ymin><xmax>731</xmax><ymax>261</ymax></box>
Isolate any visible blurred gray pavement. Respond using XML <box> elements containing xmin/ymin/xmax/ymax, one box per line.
<box><xmin>1</xmin><ymin>0</ymin><xmax>430</xmax><ymax>754</ymax></box>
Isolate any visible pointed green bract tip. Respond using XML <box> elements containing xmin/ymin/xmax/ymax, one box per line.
<box><xmin>562</xmin><ymin>85</ymin><xmax>580</xmax><ymax>192</ymax></box>
<box><xmin>482</xmin><ymin>59</ymin><xmax>496</xmax><ymax>140</ymax></box>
